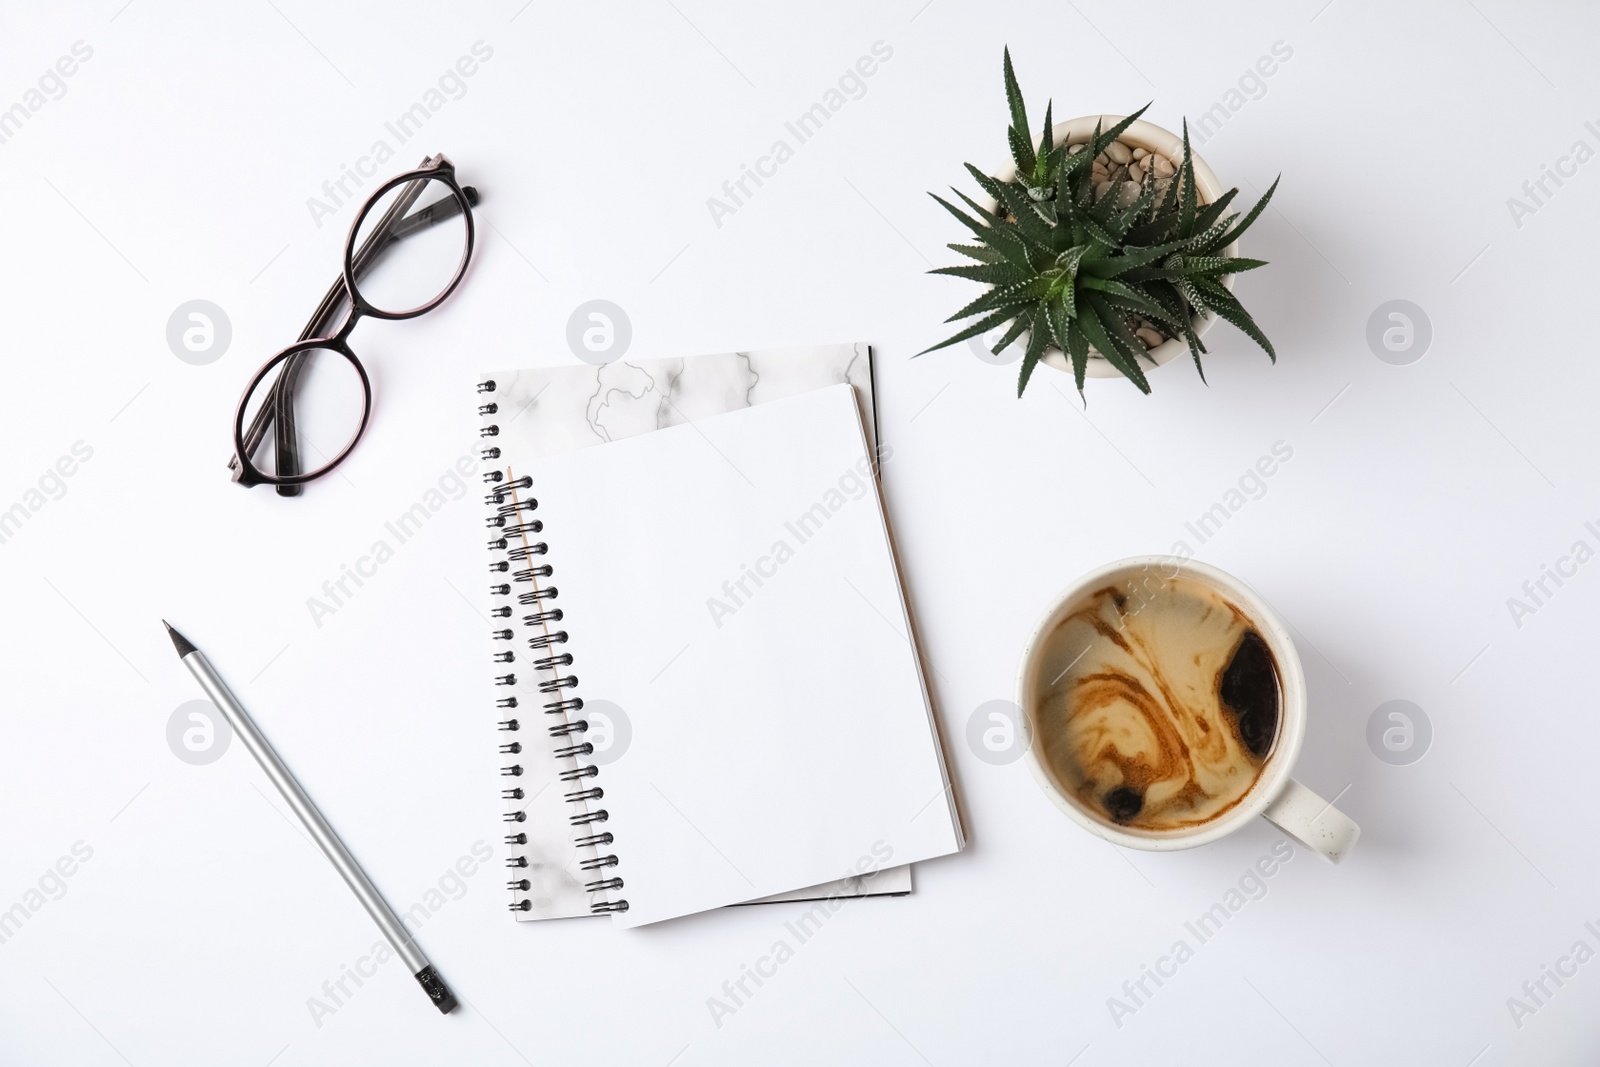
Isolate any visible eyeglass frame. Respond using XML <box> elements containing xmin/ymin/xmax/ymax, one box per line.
<box><xmin>230</xmin><ymin>154</ymin><xmax>477</xmax><ymax>492</ymax></box>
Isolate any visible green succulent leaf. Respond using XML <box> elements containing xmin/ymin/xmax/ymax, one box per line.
<box><xmin>1036</xmin><ymin>101</ymin><xmax>1055</xmax><ymax>173</ymax></box>
<box><xmin>1211</xmin><ymin>175</ymin><xmax>1278</xmax><ymax>251</ymax></box>
<box><xmin>1185</xmin><ymin>256</ymin><xmax>1269</xmax><ymax>277</ymax></box>
<box><xmin>992</xmin><ymin>180</ymin><xmax>1061</xmax><ymax>252</ymax></box>
<box><xmin>1184</xmin><ymin>214</ymin><xmax>1238</xmax><ymax>254</ymax></box>
<box><xmin>951</xmin><ymin>187</ymin><xmax>1004</xmax><ymax>228</ymax></box>
<box><xmin>944</xmin><ymin>274</ymin><xmax>1050</xmax><ymax>322</ymax></box>
<box><xmin>1082</xmin><ymin>240</ymin><xmax>1183</xmax><ymax>278</ymax></box>
<box><xmin>1094</xmin><ymin>105</ymin><xmax>1150</xmax><ymax>152</ymax></box>
<box><xmin>929</xmin><ymin>192</ymin><xmax>994</xmax><ymax>240</ymax></box>
<box><xmin>1065</xmin><ymin>320</ymin><xmax>1090</xmax><ymax>396</ymax></box>
<box><xmin>1176</xmin><ymin>276</ymin><xmax>1212</xmax><ymax>316</ymax></box>
<box><xmin>1007</xmin><ymin>125</ymin><xmax>1036</xmax><ymax>180</ymax></box>
<box><xmin>1193</xmin><ymin>278</ymin><xmax>1276</xmax><ymax>361</ymax></box>
<box><xmin>929</xmin><ymin>262</ymin><xmax>1027</xmax><ymax>284</ymax></box>
<box><xmin>916</xmin><ymin>305</ymin><xmax>1022</xmax><ymax>357</ymax></box>
<box><xmin>1178</xmin><ymin>120</ymin><xmax>1198</xmax><ymax>232</ymax></box>
<box><xmin>1186</xmin><ymin>187</ymin><xmax>1238</xmax><ymax>233</ymax></box>
<box><xmin>1060</xmin><ymin>143</ymin><xmax>1095</xmax><ymax>182</ymax></box>
<box><xmin>1046</xmin><ymin>293</ymin><xmax>1071</xmax><ymax>354</ymax></box>
<box><xmin>1080</xmin><ymin>276</ymin><xmax>1170</xmax><ymax>322</ymax></box>
<box><xmin>962</xmin><ymin>162</ymin><xmax>1009</xmax><ymax>206</ymax></box>
<box><xmin>947</xmin><ymin>242</ymin><xmax>1007</xmax><ymax>263</ymax></box>
<box><xmin>1145</xmin><ymin>283</ymin><xmax>1192</xmax><ymax>329</ymax></box>
<box><xmin>1077</xmin><ymin>213</ymin><xmax>1119</xmax><ymax>249</ymax></box>
<box><xmin>1092</xmin><ymin>293</ymin><xmax>1162</xmax><ymax>368</ymax></box>
<box><xmin>1183</xmin><ymin>321</ymin><xmax>1208</xmax><ymax>382</ymax></box>
<box><xmin>1076</xmin><ymin>298</ymin><xmax>1151</xmax><ymax>393</ymax></box>
<box><xmin>1016</xmin><ymin>309</ymin><xmax>1052</xmax><ymax>396</ymax></box>
<box><xmin>1003</xmin><ymin>48</ymin><xmax>1031</xmax><ymax>159</ymax></box>
<box><xmin>992</xmin><ymin>311</ymin><xmax>1033</xmax><ymax>355</ymax></box>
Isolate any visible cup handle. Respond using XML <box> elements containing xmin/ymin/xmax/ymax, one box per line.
<box><xmin>1262</xmin><ymin>778</ymin><xmax>1359</xmax><ymax>863</ymax></box>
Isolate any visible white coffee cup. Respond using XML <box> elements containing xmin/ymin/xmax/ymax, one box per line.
<box><xmin>1015</xmin><ymin>556</ymin><xmax>1359</xmax><ymax>862</ymax></box>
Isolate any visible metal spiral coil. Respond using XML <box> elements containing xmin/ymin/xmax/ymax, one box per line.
<box><xmin>481</xmin><ymin>381</ymin><xmax>625</xmax><ymax>918</ymax></box>
<box><xmin>487</xmin><ymin>476</ymin><xmax>532</xmax><ymax>504</ymax></box>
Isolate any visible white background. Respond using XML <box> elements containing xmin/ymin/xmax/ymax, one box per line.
<box><xmin>1</xmin><ymin>1</ymin><xmax>1597</xmax><ymax>1063</ymax></box>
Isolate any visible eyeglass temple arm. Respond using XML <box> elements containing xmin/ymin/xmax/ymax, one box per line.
<box><xmin>229</xmin><ymin>168</ymin><xmax>477</xmax><ymax>479</ymax></box>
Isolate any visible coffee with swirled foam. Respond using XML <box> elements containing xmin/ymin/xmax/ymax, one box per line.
<box><xmin>1033</xmin><ymin>576</ymin><xmax>1280</xmax><ymax>833</ymax></box>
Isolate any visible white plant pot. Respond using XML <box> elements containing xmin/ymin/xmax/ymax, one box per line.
<box><xmin>984</xmin><ymin>115</ymin><xmax>1238</xmax><ymax>381</ymax></box>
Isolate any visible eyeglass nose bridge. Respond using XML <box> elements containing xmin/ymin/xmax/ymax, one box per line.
<box><xmin>328</xmin><ymin>306</ymin><xmax>364</xmax><ymax>347</ymax></box>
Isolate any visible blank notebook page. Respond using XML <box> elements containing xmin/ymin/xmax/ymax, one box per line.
<box><xmin>523</xmin><ymin>383</ymin><xmax>962</xmax><ymax>927</ymax></box>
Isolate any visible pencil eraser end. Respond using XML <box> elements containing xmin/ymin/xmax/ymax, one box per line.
<box><xmin>414</xmin><ymin>965</ymin><xmax>457</xmax><ymax>1014</ymax></box>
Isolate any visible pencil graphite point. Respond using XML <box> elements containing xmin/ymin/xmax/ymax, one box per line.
<box><xmin>163</xmin><ymin>620</ymin><xmax>197</xmax><ymax>658</ymax></box>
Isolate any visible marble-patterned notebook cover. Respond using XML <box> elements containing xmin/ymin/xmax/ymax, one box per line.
<box><xmin>491</xmin><ymin>343</ymin><xmax>877</xmax><ymax>459</ymax></box>
<box><xmin>484</xmin><ymin>343</ymin><xmax>916</xmax><ymax>920</ymax></box>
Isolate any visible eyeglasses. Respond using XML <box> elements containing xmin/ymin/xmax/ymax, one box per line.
<box><xmin>230</xmin><ymin>154</ymin><xmax>477</xmax><ymax>494</ymax></box>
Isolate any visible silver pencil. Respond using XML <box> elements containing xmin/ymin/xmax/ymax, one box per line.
<box><xmin>164</xmin><ymin>621</ymin><xmax>457</xmax><ymax>1014</ymax></box>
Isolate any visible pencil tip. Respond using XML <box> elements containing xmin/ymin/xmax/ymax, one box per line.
<box><xmin>163</xmin><ymin>620</ymin><xmax>197</xmax><ymax>658</ymax></box>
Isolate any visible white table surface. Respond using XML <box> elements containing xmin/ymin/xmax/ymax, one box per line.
<box><xmin>3</xmin><ymin>2</ymin><xmax>1597</xmax><ymax>1063</ymax></box>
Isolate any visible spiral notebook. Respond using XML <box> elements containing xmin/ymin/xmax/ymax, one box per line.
<box><xmin>477</xmin><ymin>348</ymin><xmax>963</xmax><ymax>927</ymax></box>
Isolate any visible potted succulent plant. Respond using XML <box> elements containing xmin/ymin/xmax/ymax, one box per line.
<box><xmin>921</xmin><ymin>49</ymin><xmax>1279</xmax><ymax>397</ymax></box>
